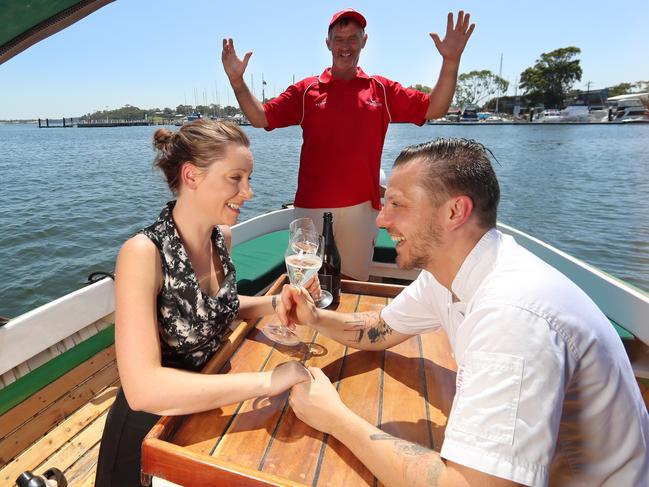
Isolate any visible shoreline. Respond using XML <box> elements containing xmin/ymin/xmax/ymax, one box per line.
<box><xmin>426</xmin><ymin>120</ymin><xmax>649</xmax><ymax>126</ymax></box>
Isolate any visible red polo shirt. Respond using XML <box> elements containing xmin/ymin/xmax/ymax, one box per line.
<box><xmin>263</xmin><ymin>67</ymin><xmax>430</xmax><ymax>210</ymax></box>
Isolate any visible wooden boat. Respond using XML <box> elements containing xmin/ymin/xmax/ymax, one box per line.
<box><xmin>1</xmin><ymin>3</ymin><xmax>648</xmax><ymax>485</ymax></box>
<box><xmin>1</xmin><ymin>206</ymin><xmax>648</xmax><ymax>485</ymax></box>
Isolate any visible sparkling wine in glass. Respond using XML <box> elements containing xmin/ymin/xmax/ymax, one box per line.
<box><xmin>289</xmin><ymin>217</ymin><xmax>333</xmax><ymax>308</ymax></box>
<box><xmin>286</xmin><ymin>248</ymin><xmax>323</xmax><ymax>288</ymax></box>
<box><xmin>262</xmin><ymin>234</ymin><xmax>324</xmax><ymax>346</ymax></box>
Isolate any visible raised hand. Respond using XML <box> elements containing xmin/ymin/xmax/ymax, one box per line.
<box><xmin>430</xmin><ymin>11</ymin><xmax>475</xmax><ymax>63</ymax></box>
<box><xmin>221</xmin><ymin>38</ymin><xmax>252</xmax><ymax>84</ymax></box>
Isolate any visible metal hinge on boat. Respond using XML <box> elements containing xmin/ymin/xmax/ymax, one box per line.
<box><xmin>86</xmin><ymin>271</ymin><xmax>115</xmax><ymax>284</ymax></box>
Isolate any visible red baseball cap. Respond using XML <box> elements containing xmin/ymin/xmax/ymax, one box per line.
<box><xmin>328</xmin><ymin>8</ymin><xmax>367</xmax><ymax>29</ymax></box>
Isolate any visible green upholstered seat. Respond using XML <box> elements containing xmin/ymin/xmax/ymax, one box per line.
<box><xmin>231</xmin><ymin>228</ymin><xmax>398</xmax><ymax>295</ymax></box>
<box><xmin>231</xmin><ymin>230</ymin><xmax>289</xmax><ymax>295</ymax></box>
<box><xmin>373</xmin><ymin>228</ymin><xmax>397</xmax><ymax>263</ymax></box>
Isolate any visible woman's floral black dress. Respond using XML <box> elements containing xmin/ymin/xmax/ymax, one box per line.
<box><xmin>142</xmin><ymin>201</ymin><xmax>240</xmax><ymax>371</ymax></box>
<box><xmin>96</xmin><ymin>201</ymin><xmax>240</xmax><ymax>486</ymax></box>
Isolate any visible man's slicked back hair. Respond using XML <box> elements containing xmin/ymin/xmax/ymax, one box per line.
<box><xmin>393</xmin><ymin>138</ymin><xmax>500</xmax><ymax>229</ymax></box>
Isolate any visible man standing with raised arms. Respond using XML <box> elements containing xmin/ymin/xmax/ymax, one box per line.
<box><xmin>222</xmin><ymin>9</ymin><xmax>474</xmax><ymax>280</ymax></box>
<box><xmin>279</xmin><ymin>138</ymin><xmax>649</xmax><ymax>486</ymax></box>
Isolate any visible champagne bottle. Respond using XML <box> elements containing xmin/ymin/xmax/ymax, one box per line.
<box><xmin>319</xmin><ymin>212</ymin><xmax>341</xmax><ymax>304</ymax></box>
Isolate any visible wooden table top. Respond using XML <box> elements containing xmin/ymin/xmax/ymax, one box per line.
<box><xmin>142</xmin><ymin>277</ymin><xmax>457</xmax><ymax>487</ymax></box>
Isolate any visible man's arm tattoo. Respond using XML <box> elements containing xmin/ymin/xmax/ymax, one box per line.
<box><xmin>366</xmin><ymin>315</ymin><xmax>393</xmax><ymax>343</ymax></box>
<box><xmin>370</xmin><ymin>433</ymin><xmax>444</xmax><ymax>485</ymax></box>
<box><xmin>344</xmin><ymin>312</ymin><xmax>393</xmax><ymax>344</ymax></box>
<box><xmin>343</xmin><ymin>313</ymin><xmax>367</xmax><ymax>343</ymax></box>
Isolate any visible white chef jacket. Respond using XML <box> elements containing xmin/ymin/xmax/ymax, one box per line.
<box><xmin>381</xmin><ymin>229</ymin><xmax>649</xmax><ymax>486</ymax></box>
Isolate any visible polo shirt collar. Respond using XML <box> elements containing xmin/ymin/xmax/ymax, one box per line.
<box><xmin>451</xmin><ymin>228</ymin><xmax>501</xmax><ymax>303</ymax></box>
<box><xmin>318</xmin><ymin>66</ymin><xmax>370</xmax><ymax>83</ymax></box>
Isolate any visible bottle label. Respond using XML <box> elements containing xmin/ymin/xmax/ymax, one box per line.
<box><xmin>331</xmin><ymin>275</ymin><xmax>341</xmax><ymax>303</ymax></box>
<box><xmin>318</xmin><ymin>273</ymin><xmax>341</xmax><ymax>303</ymax></box>
<box><xmin>318</xmin><ymin>273</ymin><xmax>332</xmax><ymax>293</ymax></box>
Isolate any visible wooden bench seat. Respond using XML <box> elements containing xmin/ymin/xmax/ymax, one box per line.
<box><xmin>0</xmin><ymin>346</ymin><xmax>119</xmax><ymax>486</ymax></box>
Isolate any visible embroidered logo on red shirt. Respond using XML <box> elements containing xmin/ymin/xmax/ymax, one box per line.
<box><xmin>314</xmin><ymin>94</ymin><xmax>327</xmax><ymax>108</ymax></box>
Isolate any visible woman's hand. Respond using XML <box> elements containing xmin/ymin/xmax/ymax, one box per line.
<box><xmin>277</xmin><ymin>284</ymin><xmax>319</xmax><ymax>328</ymax></box>
<box><xmin>304</xmin><ymin>274</ymin><xmax>322</xmax><ymax>301</ymax></box>
<box><xmin>266</xmin><ymin>361</ymin><xmax>312</xmax><ymax>396</ymax></box>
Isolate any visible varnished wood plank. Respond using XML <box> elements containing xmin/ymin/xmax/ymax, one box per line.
<box><xmin>259</xmin><ymin>291</ymin><xmax>358</xmax><ymax>484</ymax></box>
<box><xmin>143</xmin><ymin>437</ymin><xmax>306</xmax><ymax>487</ymax></box>
<box><xmin>63</xmin><ymin>440</ymin><xmax>101</xmax><ymax>487</ymax></box>
<box><xmin>33</xmin><ymin>409</ymin><xmax>109</xmax><ymax>475</ymax></box>
<box><xmin>341</xmin><ymin>280</ymin><xmax>405</xmax><ymax>299</ymax></box>
<box><xmin>0</xmin><ymin>361</ymin><xmax>118</xmax><ymax>467</ymax></box>
<box><xmin>381</xmin><ymin>333</ymin><xmax>433</xmax><ymax>449</ymax></box>
<box><xmin>0</xmin><ymin>382</ymin><xmax>117</xmax><ymax>485</ymax></box>
<box><xmin>172</xmin><ymin>317</ymin><xmax>279</xmax><ymax>455</ymax></box>
<box><xmin>210</xmin><ymin>328</ymin><xmax>314</xmax><ymax>470</ymax></box>
<box><xmin>0</xmin><ymin>346</ymin><xmax>116</xmax><ymax>440</ymax></box>
<box><xmin>420</xmin><ymin>330</ymin><xmax>457</xmax><ymax>452</ymax></box>
<box><xmin>315</xmin><ymin>293</ymin><xmax>384</xmax><ymax>487</ymax></box>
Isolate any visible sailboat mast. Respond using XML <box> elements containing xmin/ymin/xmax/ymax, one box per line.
<box><xmin>496</xmin><ymin>52</ymin><xmax>503</xmax><ymax>114</ymax></box>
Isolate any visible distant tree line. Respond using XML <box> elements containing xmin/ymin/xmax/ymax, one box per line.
<box><xmin>607</xmin><ymin>81</ymin><xmax>649</xmax><ymax>97</ymax></box>
<box><xmin>80</xmin><ymin>104</ymin><xmax>243</xmax><ymax>121</ymax></box>
<box><xmin>410</xmin><ymin>46</ymin><xmax>648</xmax><ymax>113</ymax></box>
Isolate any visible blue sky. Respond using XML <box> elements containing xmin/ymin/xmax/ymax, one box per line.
<box><xmin>1</xmin><ymin>0</ymin><xmax>646</xmax><ymax>119</ymax></box>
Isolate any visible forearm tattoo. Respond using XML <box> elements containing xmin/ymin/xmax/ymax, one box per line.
<box><xmin>344</xmin><ymin>312</ymin><xmax>393</xmax><ymax>344</ymax></box>
<box><xmin>370</xmin><ymin>433</ymin><xmax>444</xmax><ymax>485</ymax></box>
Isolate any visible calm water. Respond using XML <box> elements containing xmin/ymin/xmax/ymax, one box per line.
<box><xmin>1</xmin><ymin>123</ymin><xmax>648</xmax><ymax>318</ymax></box>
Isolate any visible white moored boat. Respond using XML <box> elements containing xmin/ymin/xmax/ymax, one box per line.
<box><xmin>612</xmin><ymin>98</ymin><xmax>649</xmax><ymax>123</ymax></box>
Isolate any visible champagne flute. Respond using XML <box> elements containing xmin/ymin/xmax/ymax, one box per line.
<box><xmin>290</xmin><ymin>217</ymin><xmax>318</xmax><ymax>238</ymax></box>
<box><xmin>289</xmin><ymin>217</ymin><xmax>333</xmax><ymax>308</ymax></box>
<box><xmin>262</xmin><ymin>234</ymin><xmax>324</xmax><ymax>346</ymax></box>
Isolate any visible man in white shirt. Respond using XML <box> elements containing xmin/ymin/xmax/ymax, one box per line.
<box><xmin>280</xmin><ymin>138</ymin><xmax>649</xmax><ymax>486</ymax></box>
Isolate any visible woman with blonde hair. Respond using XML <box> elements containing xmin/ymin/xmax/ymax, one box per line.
<box><xmin>95</xmin><ymin>119</ymin><xmax>312</xmax><ymax>486</ymax></box>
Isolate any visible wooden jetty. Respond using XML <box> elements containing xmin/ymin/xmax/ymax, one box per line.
<box><xmin>37</xmin><ymin>118</ymin><xmax>156</xmax><ymax>128</ymax></box>
<box><xmin>77</xmin><ymin>120</ymin><xmax>153</xmax><ymax>128</ymax></box>
<box><xmin>37</xmin><ymin>118</ymin><xmax>74</xmax><ymax>128</ymax></box>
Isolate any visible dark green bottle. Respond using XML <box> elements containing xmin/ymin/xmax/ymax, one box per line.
<box><xmin>319</xmin><ymin>212</ymin><xmax>341</xmax><ymax>304</ymax></box>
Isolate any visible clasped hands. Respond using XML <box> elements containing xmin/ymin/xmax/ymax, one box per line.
<box><xmin>272</xmin><ymin>283</ymin><xmax>348</xmax><ymax>433</ymax></box>
<box><xmin>270</xmin><ymin>360</ymin><xmax>346</xmax><ymax>435</ymax></box>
